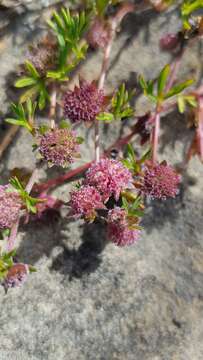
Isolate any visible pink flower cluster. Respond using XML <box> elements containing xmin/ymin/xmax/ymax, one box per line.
<box><xmin>39</xmin><ymin>128</ymin><xmax>79</xmax><ymax>167</ymax></box>
<box><xmin>142</xmin><ymin>162</ymin><xmax>181</xmax><ymax>200</ymax></box>
<box><xmin>107</xmin><ymin>207</ymin><xmax>140</xmax><ymax>246</ymax></box>
<box><xmin>70</xmin><ymin>185</ymin><xmax>105</xmax><ymax>220</ymax></box>
<box><xmin>3</xmin><ymin>263</ymin><xmax>29</xmax><ymax>290</ymax></box>
<box><xmin>64</xmin><ymin>80</ymin><xmax>104</xmax><ymax>123</ymax></box>
<box><xmin>0</xmin><ymin>185</ymin><xmax>22</xmax><ymax>229</ymax></box>
<box><xmin>85</xmin><ymin>158</ymin><xmax>133</xmax><ymax>202</ymax></box>
<box><xmin>70</xmin><ymin>158</ymin><xmax>138</xmax><ymax>246</ymax></box>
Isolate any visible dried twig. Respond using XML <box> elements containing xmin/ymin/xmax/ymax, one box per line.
<box><xmin>0</xmin><ymin>125</ymin><xmax>19</xmax><ymax>160</ymax></box>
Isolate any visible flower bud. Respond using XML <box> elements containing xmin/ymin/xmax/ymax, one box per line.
<box><xmin>64</xmin><ymin>80</ymin><xmax>105</xmax><ymax>123</ymax></box>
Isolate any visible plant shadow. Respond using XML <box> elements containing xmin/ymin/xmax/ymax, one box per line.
<box><xmin>17</xmin><ymin>212</ymin><xmax>107</xmax><ymax>280</ymax></box>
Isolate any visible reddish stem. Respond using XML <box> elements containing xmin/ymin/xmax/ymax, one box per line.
<box><xmin>34</xmin><ymin>128</ymin><xmax>137</xmax><ymax>193</ymax></box>
<box><xmin>95</xmin><ymin>19</ymin><xmax>117</xmax><ymax>162</ymax></box>
<box><xmin>151</xmin><ymin>110</ymin><xmax>160</xmax><ymax>164</ymax></box>
<box><xmin>7</xmin><ymin>167</ymin><xmax>39</xmax><ymax>251</ymax></box>
<box><xmin>165</xmin><ymin>52</ymin><xmax>183</xmax><ymax>93</ymax></box>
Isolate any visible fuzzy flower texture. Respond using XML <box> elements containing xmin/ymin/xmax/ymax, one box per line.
<box><xmin>70</xmin><ymin>158</ymin><xmax>132</xmax><ymax>214</ymax></box>
<box><xmin>3</xmin><ymin>263</ymin><xmax>29</xmax><ymax>290</ymax></box>
<box><xmin>0</xmin><ymin>185</ymin><xmax>22</xmax><ymax>229</ymax></box>
<box><xmin>70</xmin><ymin>159</ymin><xmax>139</xmax><ymax>246</ymax></box>
<box><xmin>64</xmin><ymin>80</ymin><xmax>104</xmax><ymax>123</ymax></box>
<box><xmin>70</xmin><ymin>185</ymin><xmax>105</xmax><ymax>221</ymax></box>
<box><xmin>85</xmin><ymin>158</ymin><xmax>133</xmax><ymax>202</ymax></box>
<box><xmin>107</xmin><ymin>207</ymin><xmax>140</xmax><ymax>247</ymax></box>
<box><xmin>39</xmin><ymin>128</ymin><xmax>79</xmax><ymax>167</ymax></box>
<box><xmin>142</xmin><ymin>162</ymin><xmax>181</xmax><ymax>200</ymax></box>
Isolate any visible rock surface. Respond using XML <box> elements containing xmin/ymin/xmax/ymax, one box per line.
<box><xmin>0</xmin><ymin>2</ymin><xmax>203</xmax><ymax>360</ymax></box>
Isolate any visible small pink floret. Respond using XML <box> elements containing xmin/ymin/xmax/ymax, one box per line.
<box><xmin>107</xmin><ymin>207</ymin><xmax>140</xmax><ymax>247</ymax></box>
<box><xmin>142</xmin><ymin>162</ymin><xmax>181</xmax><ymax>199</ymax></box>
<box><xmin>0</xmin><ymin>185</ymin><xmax>22</xmax><ymax>229</ymax></box>
<box><xmin>70</xmin><ymin>185</ymin><xmax>105</xmax><ymax>219</ymax></box>
<box><xmin>85</xmin><ymin>158</ymin><xmax>133</xmax><ymax>202</ymax></box>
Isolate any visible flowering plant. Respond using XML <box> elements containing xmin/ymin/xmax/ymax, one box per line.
<box><xmin>1</xmin><ymin>0</ymin><xmax>203</xmax><ymax>291</ymax></box>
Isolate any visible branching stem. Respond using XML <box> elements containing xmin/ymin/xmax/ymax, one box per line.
<box><xmin>49</xmin><ymin>85</ymin><xmax>57</xmax><ymax>129</ymax></box>
<box><xmin>95</xmin><ymin>20</ymin><xmax>117</xmax><ymax>162</ymax></box>
<box><xmin>151</xmin><ymin>109</ymin><xmax>160</xmax><ymax>164</ymax></box>
<box><xmin>7</xmin><ymin>167</ymin><xmax>39</xmax><ymax>252</ymax></box>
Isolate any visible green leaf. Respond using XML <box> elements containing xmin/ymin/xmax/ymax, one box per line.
<box><xmin>25</xmin><ymin>61</ymin><xmax>40</xmax><ymax>79</ymax></box>
<box><xmin>38</xmin><ymin>89</ymin><xmax>47</xmax><ymax>110</ymax></box>
<box><xmin>122</xmin><ymin>196</ymin><xmax>129</xmax><ymax>210</ymax></box>
<box><xmin>164</xmin><ymin>79</ymin><xmax>194</xmax><ymax>99</ymax></box>
<box><xmin>177</xmin><ymin>95</ymin><xmax>185</xmax><ymax>113</ymax></box>
<box><xmin>120</xmin><ymin>108</ymin><xmax>134</xmax><ymax>119</ymax></box>
<box><xmin>19</xmin><ymin>85</ymin><xmax>39</xmax><ymax>104</ymax></box>
<box><xmin>0</xmin><ymin>229</ymin><xmax>10</xmax><ymax>240</ymax></box>
<box><xmin>132</xmin><ymin>196</ymin><xmax>142</xmax><ymax>210</ymax></box>
<box><xmin>96</xmin><ymin>0</ymin><xmax>109</xmax><ymax>15</ymax></box>
<box><xmin>59</xmin><ymin>120</ymin><xmax>71</xmax><ymax>129</ymax></box>
<box><xmin>140</xmin><ymin>148</ymin><xmax>151</xmax><ymax>163</ymax></box>
<box><xmin>5</xmin><ymin>102</ymin><xmax>34</xmax><ymax>133</ymax></box>
<box><xmin>76</xmin><ymin>136</ymin><xmax>84</xmax><ymax>144</ymax></box>
<box><xmin>185</xmin><ymin>95</ymin><xmax>197</xmax><ymax>108</ymax></box>
<box><xmin>97</xmin><ymin>112</ymin><xmax>114</xmax><ymax>122</ymax></box>
<box><xmin>9</xmin><ymin>176</ymin><xmax>24</xmax><ymax>192</ymax></box>
<box><xmin>29</xmin><ymin>265</ymin><xmax>37</xmax><ymax>273</ymax></box>
<box><xmin>181</xmin><ymin>0</ymin><xmax>203</xmax><ymax>29</ymax></box>
<box><xmin>139</xmin><ymin>75</ymin><xmax>148</xmax><ymax>91</ymax></box>
<box><xmin>157</xmin><ymin>64</ymin><xmax>170</xmax><ymax>97</ymax></box>
<box><xmin>5</xmin><ymin>118</ymin><xmax>25</xmax><ymax>126</ymax></box>
<box><xmin>15</xmin><ymin>77</ymin><xmax>37</xmax><ymax>88</ymax></box>
<box><xmin>122</xmin><ymin>159</ymin><xmax>134</xmax><ymax>170</ymax></box>
<box><xmin>129</xmin><ymin>209</ymin><xmax>144</xmax><ymax>217</ymax></box>
<box><xmin>39</xmin><ymin>125</ymin><xmax>49</xmax><ymax>135</ymax></box>
<box><xmin>46</xmin><ymin>70</ymin><xmax>62</xmax><ymax>79</ymax></box>
<box><xmin>126</xmin><ymin>143</ymin><xmax>135</xmax><ymax>161</ymax></box>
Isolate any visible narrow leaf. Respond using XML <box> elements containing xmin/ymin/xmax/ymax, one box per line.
<box><xmin>15</xmin><ymin>77</ymin><xmax>37</xmax><ymax>88</ymax></box>
<box><xmin>157</xmin><ymin>64</ymin><xmax>170</xmax><ymax>96</ymax></box>
<box><xmin>164</xmin><ymin>79</ymin><xmax>194</xmax><ymax>99</ymax></box>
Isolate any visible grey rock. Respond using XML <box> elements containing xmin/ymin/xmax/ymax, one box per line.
<box><xmin>0</xmin><ymin>2</ymin><xmax>203</xmax><ymax>360</ymax></box>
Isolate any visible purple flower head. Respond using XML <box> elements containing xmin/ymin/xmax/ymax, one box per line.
<box><xmin>107</xmin><ymin>207</ymin><xmax>140</xmax><ymax>247</ymax></box>
<box><xmin>3</xmin><ymin>263</ymin><xmax>29</xmax><ymax>290</ymax></box>
<box><xmin>159</xmin><ymin>33</ymin><xmax>180</xmax><ymax>52</ymax></box>
<box><xmin>70</xmin><ymin>185</ymin><xmax>105</xmax><ymax>221</ymax></box>
<box><xmin>63</xmin><ymin>80</ymin><xmax>105</xmax><ymax>123</ymax></box>
<box><xmin>27</xmin><ymin>37</ymin><xmax>57</xmax><ymax>77</ymax></box>
<box><xmin>142</xmin><ymin>162</ymin><xmax>181</xmax><ymax>200</ymax></box>
<box><xmin>39</xmin><ymin>127</ymin><xmax>80</xmax><ymax>167</ymax></box>
<box><xmin>85</xmin><ymin>158</ymin><xmax>133</xmax><ymax>202</ymax></box>
<box><xmin>0</xmin><ymin>185</ymin><xmax>22</xmax><ymax>229</ymax></box>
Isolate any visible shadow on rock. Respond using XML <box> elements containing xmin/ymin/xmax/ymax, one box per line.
<box><xmin>16</xmin><ymin>208</ymin><xmax>62</xmax><ymax>264</ymax></box>
<box><xmin>142</xmin><ymin>187</ymin><xmax>185</xmax><ymax>234</ymax></box>
<box><xmin>50</xmin><ymin>221</ymin><xmax>107</xmax><ymax>280</ymax></box>
<box><xmin>17</xmin><ymin>212</ymin><xmax>108</xmax><ymax>280</ymax></box>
